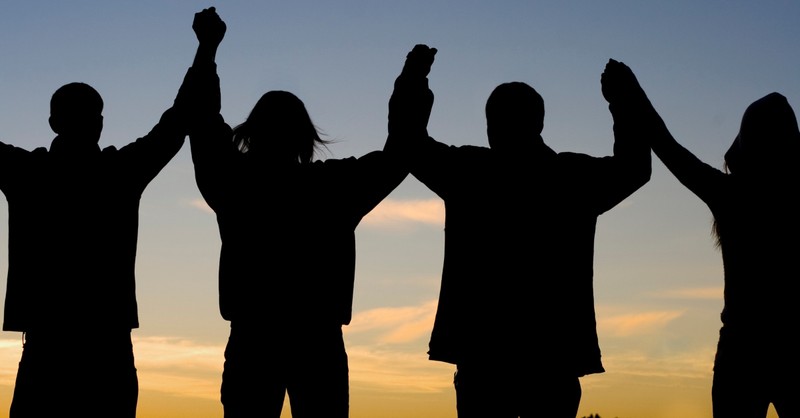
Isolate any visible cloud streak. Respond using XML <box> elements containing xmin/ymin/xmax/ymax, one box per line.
<box><xmin>652</xmin><ymin>286</ymin><xmax>722</xmax><ymax>300</ymax></box>
<box><xmin>134</xmin><ymin>336</ymin><xmax>224</xmax><ymax>400</ymax></box>
<box><xmin>345</xmin><ymin>300</ymin><xmax>438</xmax><ymax>344</ymax></box>
<box><xmin>189</xmin><ymin>196</ymin><xmax>446</xmax><ymax>231</ymax></box>
<box><xmin>598</xmin><ymin>346</ymin><xmax>716</xmax><ymax>384</ymax></box>
<box><xmin>345</xmin><ymin>300</ymin><xmax>451</xmax><ymax>393</ymax></box>
<box><xmin>0</xmin><ymin>298</ymin><xmax>712</xmax><ymax>403</ymax></box>
<box><xmin>598</xmin><ymin>309</ymin><xmax>686</xmax><ymax>337</ymax></box>
<box><xmin>361</xmin><ymin>198</ymin><xmax>444</xmax><ymax>228</ymax></box>
<box><xmin>188</xmin><ymin>198</ymin><xmax>214</xmax><ymax>214</ymax></box>
<box><xmin>0</xmin><ymin>338</ymin><xmax>22</xmax><ymax>387</ymax></box>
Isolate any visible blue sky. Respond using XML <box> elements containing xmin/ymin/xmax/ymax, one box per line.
<box><xmin>0</xmin><ymin>1</ymin><xmax>797</xmax><ymax>417</ymax></box>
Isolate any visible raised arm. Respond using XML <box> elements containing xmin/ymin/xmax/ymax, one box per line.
<box><xmin>601</xmin><ymin>58</ymin><xmax>654</xmax><ymax>170</ymax></box>
<box><xmin>342</xmin><ymin>45</ymin><xmax>439</xmax><ymax>219</ymax></box>
<box><xmin>386</xmin><ymin>44</ymin><xmax>437</xmax><ymax>154</ymax></box>
<box><xmin>585</xmin><ymin>58</ymin><xmax>653</xmax><ymax>212</ymax></box>
<box><xmin>191</xmin><ymin>7</ymin><xmax>225</xmax><ymax>70</ymax></box>
<box><xmin>603</xmin><ymin>59</ymin><xmax>724</xmax><ymax>203</ymax></box>
<box><xmin>185</xmin><ymin>7</ymin><xmax>236</xmax><ymax>211</ymax></box>
<box><xmin>129</xmin><ymin>7</ymin><xmax>224</xmax><ymax>146</ymax></box>
<box><xmin>178</xmin><ymin>6</ymin><xmax>226</xmax><ymax>121</ymax></box>
<box><xmin>113</xmin><ymin>9</ymin><xmax>226</xmax><ymax>190</ymax></box>
<box><xmin>386</xmin><ymin>45</ymin><xmax>469</xmax><ymax>198</ymax></box>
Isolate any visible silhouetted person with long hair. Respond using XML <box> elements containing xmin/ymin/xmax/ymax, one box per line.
<box><xmin>389</xmin><ymin>47</ymin><xmax>652</xmax><ymax>418</ymax></box>
<box><xmin>185</xmin><ymin>8</ymin><xmax>411</xmax><ymax>418</ymax></box>
<box><xmin>0</xmin><ymin>18</ymin><xmax>194</xmax><ymax>418</ymax></box>
<box><xmin>631</xmin><ymin>66</ymin><xmax>800</xmax><ymax>417</ymax></box>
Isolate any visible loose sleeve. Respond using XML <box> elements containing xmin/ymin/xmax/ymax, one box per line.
<box><xmin>112</xmin><ymin>66</ymin><xmax>199</xmax><ymax>191</ymax></box>
<box><xmin>583</xmin><ymin>85</ymin><xmax>655</xmax><ymax>214</ymax></box>
<box><xmin>185</xmin><ymin>62</ymin><xmax>237</xmax><ymax>212</ymax></box>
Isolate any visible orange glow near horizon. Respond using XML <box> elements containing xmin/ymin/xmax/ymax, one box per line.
<box><xmin>0</xmin><ymin>331</ymin><xmax>782</xmax><ymax>418</ymax></box>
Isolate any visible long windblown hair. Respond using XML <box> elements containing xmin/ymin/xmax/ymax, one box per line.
<box><xmin>231</xmin><ymin>90</ymin><xmax>330</xmax><ymax>163</ymax></box>
<box><xmin>711</xmin><ymin>92</ymin><xmax>800</xmax><ymax>248</ymax></box>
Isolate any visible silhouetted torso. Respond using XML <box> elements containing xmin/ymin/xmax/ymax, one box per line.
<box><xmin>185</xmin><ymin>43</ymin><xmax>408</xmax><ymax>415</ymax></box>
<box><xmin>653</xmin><ymin>155</ymin><xmax>800</xmax><ymax>351</ymax></box>
<box><xmin>191</xmin><ymin>130</ymin><xmax>403</xmax><ymax>327</ymax></box>
<box><xmin>413</xmin><ymin>137</ymin><xmax>648</xmax><ymax>376</ymax></box>
<box><xmin>716</xmin><ymin>181</ymin><xmax>798</xmax><ymax>334</ymax></box>
<box><xmin>0</xmin><ymin>124</ymin><xmax>184</xmax><ymax>332</ymax></box>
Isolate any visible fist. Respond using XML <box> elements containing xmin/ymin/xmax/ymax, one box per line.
<box><xmin>193</xmin><ymin>7</ymin><xmax>226</xmax><ymax>46</ymax></box>
<box><xmin>402</xmin><ymin>44</ymin><xmax>437</xmax><ymax>79</ymax></box>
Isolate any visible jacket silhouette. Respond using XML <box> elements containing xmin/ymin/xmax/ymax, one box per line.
<box><xmin>184</xmin><ymin>7</ymin><xmax>412</xmax><ymax>418</ymax></box>
<box><xmin>390</xmin><ymin>47</ymin><xmax>652</xmax><ymax>417</ymax></box>
<box><xmin>1</xmin><ymin>98</ymin><xmax>186</xmax><ymax>333</ymax></box>
<box><xmin>0</xmin><ymin>45</ymin><xmax>190</xmax><ymax>418</ymax></box>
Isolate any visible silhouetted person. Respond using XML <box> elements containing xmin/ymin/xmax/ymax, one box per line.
<box><xmin>633</xmin><ymin>67</ymin><xmax>800</xmax><ymax>417</ymax></box>
<box><xmin>0</xmin><ymin>23</ymin><xmax>192</xmax><ymax>418</ymax></box>
<box><xmin>185</xmin><ymin>8</ymin><xmax>411</xmax><ymax>418</ymax></box>
<box><xmin>390</xmin><ymin>47</ymin><xmax>652</xmax><ymax>418</ymax></box>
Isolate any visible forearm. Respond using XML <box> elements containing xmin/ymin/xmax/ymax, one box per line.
<box><xmin>192</xmin><ymin>42</ymin><xmax>219</xmax><ymax>69</ymax></box>
<box><xmin>387</xmin><ymin>45</ymin><xmax>436</xmax><ymax>156</ymax></box>
<box><xmin>388</xmin><ymin>74</ymin><xmax>432</xmax><ymax>132</ymax></box>
<box><xmin>617</xmin><ymin>98</ymin><xmax>724</xmax><ymax>198</ymax></box>
<box><xmin>650</xmin><ymin>119</ymin><xmax>723</xmax><ymax>196</ymax></box>
<box><xmin>607</xmin><ymin>98</ymin><xmax>655</xmax><ymax>183</ymax></box>
<box><xmin>186</xmin><ymin>6</ymin><xmax>225</xmax><ymax>119</ymax></box>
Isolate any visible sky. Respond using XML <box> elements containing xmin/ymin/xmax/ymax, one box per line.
<box><xmin>0</xmin><ymin>1</ymin><xmax>797</xmax><ymax>417</ymax></box>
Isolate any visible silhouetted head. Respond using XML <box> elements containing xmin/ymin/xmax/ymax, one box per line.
<box><xmin>48</xmin><ymin>82</ymin><xmax>104</xmax><ymax>144</ymax></box>
<box><xmin>232</xmin><ymin>90</ymin><xmax>327</xmax><ymax>164</ymax></box>
<box><xmin>724</xmin><ymin>92</ymin><xmax>800</xmax><ymax>176</ymax></box>
<box><xmin>485</xmin><ymin>82</ymin><xmax>545</xmax><ymax>152</ymax></box>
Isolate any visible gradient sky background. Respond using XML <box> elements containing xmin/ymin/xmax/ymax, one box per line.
<box><xmin>0</xmin><ymin>1</ymin><xmax>797</xmax><ymax>417</ymax></box>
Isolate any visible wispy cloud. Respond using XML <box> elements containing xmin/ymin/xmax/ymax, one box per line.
<box><xmin>0</xmin><ymin>336</ymin><xmax>226</xmax><ymax>400</ymax></box>
<box><xmin>134</xmin><ymin>336</ymin><xmax>223</xmax><ymax>371</ymax></box>
<box><xmin>0</xmin><ymin>306</ymin><xmax>449</xmax><ymax>400</ymax></box>
<box><xmin>651</xmin><ymin>286</ymin><xmax>722</xmax><ymax>300</ymax></box>
<box><xmin>130</xmin><ymin>303</ymin><xmax>448</xmax><ymax>397</ymax></box>
<box><xmin>344</xmin><ymin>300</ymin><xmax>451</xmax><ymax>393</ymax></box>
<box><xmin>615</xmin><ymin>198</ymin><xmax>636</xmax><ymax>209</ymax></box>
<box><xmin>188</xmin><ymin>196</ymin><xmax>445</xmax><ymax>230</ymax></box>
<box><xmin>598</xmin><ymin>346</ymin><xmax>715</xmax><ymax>383</ymax></box>
<box><xmin>346</xmin><ymin>300</ymin><xmax>438</xmax><ymax>344</ymax></box>
<box><xmin>0</xmin><ymin>301</ymin><xmax>709</xmax><ymax>402</ymax></box>
<box><xmin>0</xmin><ymin>338</ymin><xmax>22</xmax><ymax>387</ymax></box>
<box><xmin>133</xmin><ymin>336</ymin><xmax>224</xmax><ymax>400</ymax></box>
<box><xmin>347</xmin><ymin>345</ymin><xmax>453</xmax><ymax>394</ymax></box>
<box><xmin>362</xmin><ymin>198</ymin><xmax>444</xmax><ymax>228</ymax></box>
<box><xmin>188</xmin><ymin>198</ymin><xmax>214</xmax><ymax>214</ymax></box>
<box><xmin>0</xmin><ymin>336</ymin><xmax>224</xmax><ymax>400</ymax></box>
<box><xmin>598</xmin><ymin>309</ymin><xmax>685</xmax><ymax>337</ymax></box>
<box><xmin>1</xmin><ymin>302</ymin><xmax>686</xmax><ymax>403</ymax></box>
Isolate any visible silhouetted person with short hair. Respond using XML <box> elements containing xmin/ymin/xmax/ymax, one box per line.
<box><xmin>390</xmin><ymin>47</ymin><xmax>652</xmax><ymax>418</ymax></box>
<box><xmin>0</xmin><ymin>21</ymin><xmax>193</xmax><ymax>418</ymax></box>
<box><xmin>185</xmin><ymin>8</ymin><xmax>411</xmax><ymax>418</ymax></box>
<box><xmin>630</xmin><ymin>66</ymin><xmax>800</xmax><ymax>417</ymax></box>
